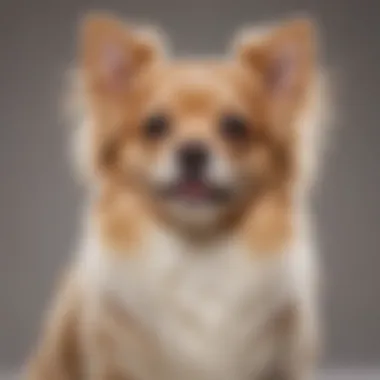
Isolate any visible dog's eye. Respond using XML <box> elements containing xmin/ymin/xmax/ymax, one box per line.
<box><xmin>143</xmin><ymin>114</ymin><xmax>170</xmax><ymax>139</ymax></box>
<box><xmin>220</xmin><ymin>114</ymin><xmax>249</xmax><ymax>140</ymax></box>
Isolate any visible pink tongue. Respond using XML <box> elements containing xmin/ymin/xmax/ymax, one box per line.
<box><xmin>182</xmin><ymin>181</ymin><xmax>207</xmax><ymax>198</ymax></box>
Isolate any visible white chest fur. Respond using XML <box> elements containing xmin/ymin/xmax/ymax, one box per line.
<box><xmin>81</xmin><ymin>225</ymin><xmax>313</xmax><ymax>380</ymax></box>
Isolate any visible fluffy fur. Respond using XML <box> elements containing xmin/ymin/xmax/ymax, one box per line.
<box><xmin>25</xmin><ymin>12</ymin><xmax>326</xmax><ymax>380</ymax></box>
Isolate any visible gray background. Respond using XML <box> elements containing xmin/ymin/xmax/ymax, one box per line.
<box><xmin>1</xmin><ymin>0</ymin><xmax>379</xmax><ymax>371</ymax></box>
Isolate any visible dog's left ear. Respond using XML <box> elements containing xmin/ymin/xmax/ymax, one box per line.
<box><xmin>234</xmin><ymin>18</ymin><xmax>317</xmax><ymax>125</ymax></box>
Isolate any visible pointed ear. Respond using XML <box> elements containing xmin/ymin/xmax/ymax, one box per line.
<box><xmin>235</xmin><ymin>18</ymin><xmax>317</xmax><ymax>121</ymax></box>
<box><xmin>79</xmin><ymin>13</ymin><xmax>164</xmax><ymax>95</ymax></box>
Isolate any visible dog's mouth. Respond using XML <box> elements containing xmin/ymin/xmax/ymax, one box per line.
<box><xmin>158</xmin><ymin>179</ymin><xmax>232</xmax><ymax>205</ymax></box>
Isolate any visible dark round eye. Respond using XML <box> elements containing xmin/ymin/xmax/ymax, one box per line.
<box><xmin>143</xmin><ymin>113</ymin><xmax>170</xmax><ymax>139</ymax></box>
<box><xmin>220</xmin><ymin>114</ymin><xmax>249</xmax><ymax>140</ymax></box>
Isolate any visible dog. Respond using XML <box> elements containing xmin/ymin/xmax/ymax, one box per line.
<box><xmin>26</xmin><ymin>12</ymin><xmax>326</xmax><ymax>380</ymax></box>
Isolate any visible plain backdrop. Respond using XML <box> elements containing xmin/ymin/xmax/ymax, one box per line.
<box><xmin>1</xmin><ymin>0</ymin><xmax>379</xmax><ymax>371</ymax></box>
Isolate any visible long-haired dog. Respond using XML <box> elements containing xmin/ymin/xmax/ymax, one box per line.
<box><xmin>26</xmin><ymin>12</ymin><xmax>326</xmax><ymax>380</ymax></box>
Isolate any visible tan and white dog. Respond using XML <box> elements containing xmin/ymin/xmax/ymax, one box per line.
<box><xmin>26</xmin><ymin>12</ymin><xmax>326</xmax><ymax>380</ymax></box>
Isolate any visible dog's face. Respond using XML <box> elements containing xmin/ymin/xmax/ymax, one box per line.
<box><xmin>120</xmin><ymin>63</ymin><xmax>274</xmax><ymax>227</ymax></box>
<box><xmin>78</xmin><ymin>14</ymin><xmax>316</xmax><ymax>234</ymax></box>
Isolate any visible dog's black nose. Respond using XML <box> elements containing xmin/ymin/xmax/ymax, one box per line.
<box><xmin>178</xmin><ymin>142</ymin><xmax>209</xmax><ymax>178</ymax></box>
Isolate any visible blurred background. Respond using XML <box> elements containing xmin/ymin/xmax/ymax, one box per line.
<box><xmin>0</xmin><ymin>0</ymin><xmax>379</xmax><ymax>375</ymax></box>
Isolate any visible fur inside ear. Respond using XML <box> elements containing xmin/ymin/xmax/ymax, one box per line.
<box><xmin>234</xmin><ymin>18</ymin><xmax>317</xmax><ymax>113</ymax></box>
<box><xmin>80</xmin><ymin>12</ymin><xmax>164</xmax><ymax>95</ymax></box>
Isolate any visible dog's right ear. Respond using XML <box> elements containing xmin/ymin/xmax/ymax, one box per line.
<box><xmin>79</xmin><ymin>13</ymin><xmax>164</xmax><ymax>97</ymax></box>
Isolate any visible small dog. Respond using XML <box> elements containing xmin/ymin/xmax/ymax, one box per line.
<box><xmin>26</xmin><ymin>12</ymin><xmax>326</xmax><ymax>380</ymax></box>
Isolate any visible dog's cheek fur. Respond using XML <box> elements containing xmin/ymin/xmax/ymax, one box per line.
<box><xmin>95</xmin><ymin>184</ymin><xmax>148</xmax><ymax>253</ymax></box>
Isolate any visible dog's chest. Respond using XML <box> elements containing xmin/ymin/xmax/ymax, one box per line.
<box><xmin>96</xmin><ymin>231</ymin><xmax>295</xmax><ymax>380</ymax></box>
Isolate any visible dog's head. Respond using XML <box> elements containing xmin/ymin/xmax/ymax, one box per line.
<box><xmin>75</xmin><ymin>13</ymin><xmax>319</xmax><ymax>242</ymax></box>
